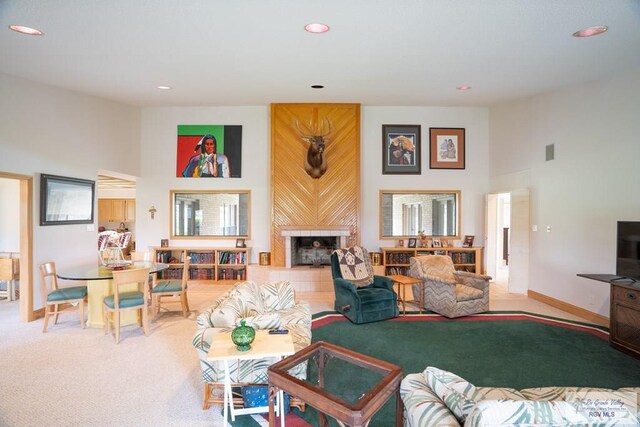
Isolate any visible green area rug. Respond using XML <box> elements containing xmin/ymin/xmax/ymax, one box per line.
<box><xmin>232</xmin><ymin>311</ymin><xmax>640</xmax><ymax>426</ymax></box>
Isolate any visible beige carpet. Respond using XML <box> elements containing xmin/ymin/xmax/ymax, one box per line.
<box><xmin>0</xmin><ymin>284</ymin><xmax>232</xmax><ymax>427</ymax></box>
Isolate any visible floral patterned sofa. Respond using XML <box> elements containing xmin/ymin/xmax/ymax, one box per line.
<box><xmin>192</xmin><ymin>280</ymin><xmax>312</xmax><ymax>409</ymax></box>
<box><xmin>401</xmin><ymin>367</ymin><xmax>640</xmax><ymax>426</ymax></box>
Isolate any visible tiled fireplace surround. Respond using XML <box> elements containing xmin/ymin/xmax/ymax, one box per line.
<box><xmin>247</xmin><ymin>228</ymin><xmax>353</xmax><ymax>293</ymax></box>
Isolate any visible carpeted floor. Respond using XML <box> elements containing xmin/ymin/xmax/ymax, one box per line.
<box><xmin>233</xmin><ymin>311</ymin><xmax>640</xmax><ymax>427</ymax></box>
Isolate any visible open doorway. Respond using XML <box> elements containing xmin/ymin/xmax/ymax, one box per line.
<box><xmin>486</xmin><ymin>189</ymin><xmax>529</xmax><ymax>294</ymax></box>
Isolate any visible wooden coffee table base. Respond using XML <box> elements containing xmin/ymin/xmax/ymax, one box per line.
<box><xmin>268</xmin><ymin>341</ymin><xmax>403</xmax><ymax>427</ymax></box>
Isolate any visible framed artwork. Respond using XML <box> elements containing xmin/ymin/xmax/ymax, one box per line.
<box><xmin>236</xmin><ymin>239</ymin><xmax>246</xmax><ymax>248</ymax></box>
<box><xmin>432</xmin><ymin>238</ymin><xmax>442</xmax><ymax>248</ymax></box>
<box><xmin>161</xmin><ymin>239</ymin><xmax>169</xmax><ymax>247</ymax></box>
<box><xmin>408</xmin><ymin>238</ymin><xmax>417</xmax><ymax>248</ymax></box>
<box><xmin>382</xmin><ymin>124</ymin><xmax>421</xmax><ymax>174</ymax></box>
<box><xmin>429</xmin><ymin>127</ymin><xmax>465</xmax><ymax>169</ymax></box>
<box><xmin>176</xmin><ymin>125</ymin><xmax>243</xmax><ymax>178</ymax></box>
<box><xmin>40</xmin><ymin>174</ymin><xmax>95</xmax><ymax>226</ymax></box>
<box><xmin>463</xmin><ymin>235</ymin><xmax>475</xmax><ymax>247</ymax></box>
<box><xmin>397</xmin><ymin>239</ymin><xmax>405</xmax><ymax>247</ymax></box>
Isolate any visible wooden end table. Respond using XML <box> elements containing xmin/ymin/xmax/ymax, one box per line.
<box><xmin>386</xmin><ymin>274</ymin><xmax>424</xmax><ymax>315</ymax></box>
<box><xmin>268</xmin><ymin>341</ymin><xmax>403</xmax><ymax>427</ymax></box>
<box><xmin>207</xmin><ymin>329</ymin><xmax>295</xmax><ymax>426</ymax></box>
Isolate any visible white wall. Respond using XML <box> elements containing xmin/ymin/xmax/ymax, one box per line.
<box><xmin>136</xmin><ymin>105</ymin><xmax>490</xmax><ymax>262</ymax></box>
<box><xmin>0</xmin><ymin>177</ymin><xmax>20</xmax><ymax>253</ymax></box>
<box><xmin>489</xmin><ymin>71</ymin><xmax>640</xmax><ymax>317</ymax></box>
<box><xmin>0</xmin><ymin>73</ymin><xmax>141</xmax><ymax>307</ymax></box>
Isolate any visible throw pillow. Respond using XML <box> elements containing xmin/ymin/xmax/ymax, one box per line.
<box><xmin>261</xmin><ymin>280</ymin><xmax>295</xmax><ymax>311</ymax></box>
<box><xmin>241</xmin><ymin>312</ymin><xmax>282</xmax><ymax>330</ymax></box>
<box><xmin>425</xmin><ymin>367</ymin><xmax>478</xmax><ymax>423</ymax></box>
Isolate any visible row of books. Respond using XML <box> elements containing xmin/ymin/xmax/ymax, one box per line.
<box><xmin>450</xmin><ymin>252</ymin><xmax>476</xmax><ymax>264</ymax></box>
<box><xmin>187</xmin><ymin>252</ymin><xmax>215</xmax><ymax>264</ymax></box>
<box><xmin>218</xmin><ymin>268</ymin><xmax>246</xmax><ymax>280</ymax></box>
<box><xmin>385</xmin><ymin>266</ymin><xmax>408</xmax><ymax>275</ymax></box>
<box><xmin>190</xmin><ymin>268</ymin><xmax>214</xmax><ymax>280</ymax></box>
<box><xmin>218</xmin><ymin>251</ymin><xmax>246</xmax><ymax>265</ymax></box>
<box><xmin>385</xmin><ymin>252</ymin><xmax>413</xmax><ymax>264</ymax></box>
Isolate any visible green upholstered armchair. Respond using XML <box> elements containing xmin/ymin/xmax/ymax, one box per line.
<box><xmin>330</xmin><ymin>248</ymin><xmax>398</xmax><ymax>324</ymax></box>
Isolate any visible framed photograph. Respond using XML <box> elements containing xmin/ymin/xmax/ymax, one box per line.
<box><xmin>408</xmin><ymin>238</ymin><xmax>417</xmax><ymax>248</ymax></box>
<box><xmin>235</xmin><ymin>238</ymin><xmax>246</xmax><ymax>248</ymax></box>
<box><xmin>161</xmin><ymin>239</ymin><xmax>169</xmax><ymax>247</ymax></box>
<box><xmin>432</xmin><ymin>238</ymin><xmax>442</xmax><ymax>248</ymax></box>
<box><xmin>382</xmin><ymin>124</ymin><xmax>421</xmax><ymax>174</ymax></box>
<box><xmin>40</xmin><ymin>174</ymin><xmax>95</xmax><ymax>226</ymax></box>
<box><xmin>397</xmin><ymin>239</ymin><xmax>405</xmax><ymax>247</ymax></box>
<box><xmin>463</xmin><ymin>235</ymin><xmax>475</xmax><ymax>247</ymax></box>
<box><xmin>429</xmin><ymin>127</ymin><xmax>465</xmax><ymax>169</ymax></box>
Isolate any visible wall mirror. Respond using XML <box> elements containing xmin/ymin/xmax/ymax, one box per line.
<box><xmin>380</xmin><ymin>190</ymin><xmax>461</xmax><ymax>238</ymax></box>
<box><xmin>171</xmin><ymin>190</ymin><xmax>250</xmax><ymax>239</ymax></box>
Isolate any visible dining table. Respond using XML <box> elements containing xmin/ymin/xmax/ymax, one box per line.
<box><xmin>57</xmin><ymin>261</ymin><xmax>169</xmax><ymax>328</ymax></box>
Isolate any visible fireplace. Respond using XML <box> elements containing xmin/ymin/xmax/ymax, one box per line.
<box><xmin>281</xmin><ymin>228</ymin><xmax>351</xmax><ymax>268</ymax></box>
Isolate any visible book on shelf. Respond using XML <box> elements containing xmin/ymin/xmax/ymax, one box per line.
<box><xmin>385</xmin><ymin>266</ymin><xmax>408</xmax><ymax>276</ymax></box>
<box><xmin>218</xmin><ymin>251</ymin><xmax>246</xmax><ymax>265</ymax></box>
<box><xmin>217</xmin><ymin>267</ymin><xmax>247</xmax><ymax>280</ymax></box>
<box><xmin>187</xmin><ymin>251</ymin><xmax>214</xmax><ymax>264</ymax></box>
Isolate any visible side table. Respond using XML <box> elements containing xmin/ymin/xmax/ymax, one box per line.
<box><xmin>387</xmin><ymin>274</ymin><xmax>424</xmax><ymax>315</ymax></box>
<box><xmin>207</xmin><ymin>329</ymin><xmax>295</xmax><ymax>426</ymax></box>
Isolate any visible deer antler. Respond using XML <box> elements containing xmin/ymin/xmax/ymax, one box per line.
<box><xmin>294</xmin><ymin>119</ymin><xmax>313</xmax><ymax>139</ymax></box>
<box><xmin>319</xmin><ymin>118</ymin><xmax>333</xmax><ymax>137</ymax></box>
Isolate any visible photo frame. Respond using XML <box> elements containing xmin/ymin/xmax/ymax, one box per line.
<box><xmin>429</xmin><ymin>127</ymin><xmax>465</xmax><ymax>169</ymax></box>
<box><xmin>235</xmin><ymin>238</ymin><xmax>246</xmax><ymax>248</ymax></box>
<box><xmin>161</xmin><ymin>239</ymin><xmax>169</xmax><ymax>247</ymax></box>
<box><xmin>397</xmin><ymin>239</ymin><xmax>405</xmax><ymax>247</ymax></box>
<box><xmin>432</xmin><ymin>238</ymin><xmax>442</xmax><ymax>248</ymax></box>
<box><xmin>382</xmin><ymin>124</ymin><xmax>421</xmax><ymax>174</ymax></box>
<box><xmin>408</xmin><ymin>238</ymin><xmax>417</xmax><ymax>248</ymax></box>
<box><xmin>463</xmin><ymin>235</ymin><xmax>475</xmax><ymax>247</ymax></box>
<box><xmin>40</xmin><ymin>174</ymin><xmax>95</xmax><ymax>226</ymax></box>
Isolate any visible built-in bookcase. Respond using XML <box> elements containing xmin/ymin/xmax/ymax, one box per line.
<box><xmin>152</xmin><ymin>246</ymin><xmax>249</xmax><ymax>284</ymax></box>
<box><xmin>381</xmin><ymin>247</ymin><xmax>483</xmax><ymax>276</ymax></box>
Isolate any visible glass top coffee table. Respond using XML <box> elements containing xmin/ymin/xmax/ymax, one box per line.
<box><xmin>267</xmin><ymin>341</ymin><xmax>403</xmax><ymax>427</ymax></box>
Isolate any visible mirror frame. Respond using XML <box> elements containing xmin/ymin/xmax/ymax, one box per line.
<box><xmin>379</xmin><ymin>190</ymin><xmax>461</xmax><ymax>239</ymax></box>
<box><xmin>170</xmin><ymin>190</ymin><xmax>251</xmax><ymax>239</ymax></box>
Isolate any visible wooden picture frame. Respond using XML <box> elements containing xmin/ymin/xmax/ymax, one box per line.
<box><xmin>432</xmin><ymin>238</ymin><xmax>442</xmax><ymax>248</ymax></box>
<box><xmin>408</xmin><ymin>238</ymin><xmax>417</xmax><ymax>248</ymax></box>
<box><xmin>161</xmin><ymin>239</ymin><xmax>169</xmax><ymax>247</ymax></box>
<box><xmin>382</xmin><ymin>124</ymin><xmax>421</xmax><ymax>174</ymax></box>
<box><xmin>40</xmin><ymin>174</ymin><xmax>95</xmax><ymax>226</ymax></box>
<box><xmin>235</xmin><ymin>238</ymin><xmax>246</xmax><ymax>248</ymax></box>
<box><xmin>463</xmin><ymin>235</ymin><xmax>475</xmax><ymax>247</ymax></box>
<box><xmin>429</xmin><ymin>128</ymin><xmax>465</xmax><ymax>169</ymax></box>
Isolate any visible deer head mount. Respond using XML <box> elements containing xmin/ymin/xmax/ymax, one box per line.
<box><xmin>294</xmin><ymin>118</ymin><xmax>333</xmax><ymax>179</ymax></box>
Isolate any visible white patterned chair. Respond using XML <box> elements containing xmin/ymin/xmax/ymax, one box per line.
<box><xmin>192</xmin><ymin>280</ymin><xmax>312</xmax><ymax>410</ymax></box>
<box><xmin>408</xmin><ymin>255</ymin><xmax>491</xmax><ymax>318</ymax></box>
<box><xmin>401</xmin><ymin>367</ymin><xmax>640</xmax><ymax>427</ymax></box>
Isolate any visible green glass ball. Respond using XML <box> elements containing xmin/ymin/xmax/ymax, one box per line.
<box><xmin>231</xmin><ymin>319</ymin><xmax>255</xmax><ymax>352</ymax></box>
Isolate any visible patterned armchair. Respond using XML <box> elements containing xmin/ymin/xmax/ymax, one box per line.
<box><xmin>192</xmin><ymin>280</ymin><xmax>311</xmax><ymax>409</ymax></box>
<box><xmin>408</xmin><ymin>255</ymin><xmax>491</xmax><ymax>318</ymax></box>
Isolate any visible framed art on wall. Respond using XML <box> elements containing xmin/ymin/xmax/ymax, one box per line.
<box><xmin>382</xmin><ymin>124</ymin><xmax>421</xmax><ymax>174</ymax></box>
<box><xmin>176</xmin><ymin>125</ymin><xmax>243</xmax><ymax>178</ymax></box>
<box><xmin>429</xmin><ymin>127</ymin><xmax>465</xmax><ymax>169</ymax></box>
<box><xmin>40</xmin><ymin>174</ymin><xmax>95</xmax><ymax>226</ymax></box>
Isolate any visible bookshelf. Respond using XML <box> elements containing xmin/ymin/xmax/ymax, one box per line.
<box><xmin>381</xmin><ymin>247</ymin><xmax>483</xmax><ymax>276</ymax></box>
<box><xmin>152</xmin><ymin>246</ymin><xmax>249</xmax><ymax>284</ymax></box>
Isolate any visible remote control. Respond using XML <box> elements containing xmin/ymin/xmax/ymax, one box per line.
<box><xmin>268</xmin><ymin>329</ymin><xmax>289</xmax><ymax>334</ymax></box>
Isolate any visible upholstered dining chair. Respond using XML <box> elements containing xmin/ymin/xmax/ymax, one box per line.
<box><xmin>408</xmin><ymin>255</ymin><xmax>492</xmax><ymax>318</ymax></box>
<box><xmin>330</xmin><ymin>246</ymin><xmax>398</xmax><ymax>324</ymax></box>
<box><xmin>103</xmin><ymin>267</ymin><xmax>151</xmax><ymax>344</ymax></box>
<box><xmin>150</xmin><ymin>258</ymin><xmax>189</xmax><ymax>318</ymax></box>
<box><xmin>39</xmin><ymin>262</ymin><xmax>88</xmax><ymax>332</ymax></box>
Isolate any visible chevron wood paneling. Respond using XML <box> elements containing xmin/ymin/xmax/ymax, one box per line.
<box><xmin>271</xmin><ymin>103</ymin><xmax>361</xmax><ymax>266</ymax></box>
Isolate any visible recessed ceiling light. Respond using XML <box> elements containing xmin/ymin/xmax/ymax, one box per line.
<box><xmin>456</xmin><ymin>86</ymin><xmax>472</xmax><ymax>91</ymax></box>
<box><xmin>156</xmin><ymin>85</ymin><xmax>172</xmax><ymax>90</ymax></box>
<box><xmin>572</xmin><ymin>26</ymin><xmax>608</xmax><ymax>38</ymax></box>
<box><xmin>311</xmin><ymin>85</ymin><xmax>324</xmax><ymax>89</ymax></box>
<box><xmin>9</xmin><ymin>25</ymin><xmax>43</xmax><ymax>36</ymax></box>
<box><xmin>305</xmin><ymin>23</ymin><xmax>329</xmax><ymax>34</ymax></box>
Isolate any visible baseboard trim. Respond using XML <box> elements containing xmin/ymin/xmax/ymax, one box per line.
<box><xmin>527</xmin><ymin>290</ymin><xmax>609</xmax><ymax>327</ymax></box>
<box><xmin>33</xmin><ymin>308</ymin><xmax>44</xmax><ymax>319</ymax></box>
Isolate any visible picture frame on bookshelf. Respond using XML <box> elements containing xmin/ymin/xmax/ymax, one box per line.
<box><xmin>463</xmin><ymin>235</ymin><xmax>475</xmax><ymax>247</ymax></box>
<box><xmin>397</xmin><ymin>239</ymin><xmax>405</xmax><ymax>247</ymax></box>
<box><xmin>235</xmin><ymin>238</ymin><xmax>246</xmax><ymax>248</ymax></box>
<box><xmin>161</xmin><ymin>239</ymin><xmax>169</xmax><ymax>247</ymax></box>
<box><xmin>432</xmin><ymin>238</ymin><xmax>442</xmax><ymax>248</ymax></box>
<box><xmin>407</xmin><ymin>238</ymin><xmax>417</xmax><ymax>248</ymax></box>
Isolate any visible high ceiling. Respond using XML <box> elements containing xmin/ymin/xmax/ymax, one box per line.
<box><xmin>1</xmin><ymin>0</ymin><xmax>639</xmax><ymax>108</ymax></box>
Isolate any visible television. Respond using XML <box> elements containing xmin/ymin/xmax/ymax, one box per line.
<box><xmin>616</xmin><ymin>221</ymin><xmax>640</xmax><ymax>280</ymax></box>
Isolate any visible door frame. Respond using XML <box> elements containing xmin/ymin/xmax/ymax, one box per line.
<box><xmin>0</xmin><ymin>171</ymin><xmax>33</xmax><ymax>322</ymax></box>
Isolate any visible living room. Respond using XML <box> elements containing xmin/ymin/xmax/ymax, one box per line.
<box><xmin>1</xmin><ymin>1</ymin><xmax>639</xmax><ymax>426</ymax></box>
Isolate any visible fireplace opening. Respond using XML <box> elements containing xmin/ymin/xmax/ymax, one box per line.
<box><xmin>292</xmin><ymin>236</ymin><xmax>337</xmax><ymax>267</ymax></box>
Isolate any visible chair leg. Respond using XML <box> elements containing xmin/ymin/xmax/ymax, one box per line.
<box><xmin>42</xmin><ymin>304</ymin><xmax>50</xmax><ymax>333</ymax></box>
<box><xmin>103</xmin><ymin>305</ymin><xmax>109</xmax><ymax>335</ymax></box>
<box><xmin>142</xmin><ymin>304</ymin><xmax>149</xmax><ymax>336</ymax></box>
<box><xmin>53</xmin><ymin>304</ymin><xmax>60</xmax><ymax>325</ymax></box>
<box><xmin>181</xmin><ymin>293</ymin><xmax>188</xmax><ymax>317</ymax></box>
<box><xmin>184</xmin><ymin>292</ymin><xmax>190</xmax><ymax>313</ymax></box>
<box><xmin>79</xmin><ymin>298</ymin><xmax>85</xmax><ymax>329</ymax></box>
<box><xmin>114</xmin><ymin>312</ymin><xmax>120</xmax><ymax>344</ymax></box>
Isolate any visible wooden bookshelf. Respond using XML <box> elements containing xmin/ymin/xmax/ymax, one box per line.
<box><xmin>381</xmin><ymin>246</ymin><xmax>484</xmax><ymax>276</ymax></box>
<box><xmin>152</xmin><ymin>246</ymin><xmax>249</xmax><ymax>284</ymax></box>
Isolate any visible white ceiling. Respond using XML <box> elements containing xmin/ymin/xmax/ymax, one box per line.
<box><xmin>1</xmin><ymin>0</ymin><xmax>639</xmax><ymax>108</ymax></box>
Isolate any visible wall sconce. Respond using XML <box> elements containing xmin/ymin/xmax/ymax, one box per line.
<box><xmin>149</xmin><ymin>205</ymin><xmax>157</xmax><ymax>220</ymax></box>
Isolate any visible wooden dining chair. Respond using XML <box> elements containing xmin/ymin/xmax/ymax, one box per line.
<box><xmin>39</xmin><ymin>262</ymin><xmax>88</xmax><ymax>332</ymax></box>
<box><xmin>0</xmin><ymin>258</ymin><xmax>17</xmax><ymax>301</ymax></box>
<box><xmin>103</xmin><ymin>267</ymin><xmax>151</xmax><ymax>344</ymax></box>
<box><xmin>150</xmin><ymin>258</ymin><xmax>190</xmax><ymax>318</ymax></box>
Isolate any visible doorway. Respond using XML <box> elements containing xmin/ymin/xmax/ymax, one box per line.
<box><xmin>486</xmin><ymin>189</ymin><xmax>529</xmax><ymax>294</ymax></box>
<box><xmin>0</xmin><ymin>172</ymin><xmax>33</xmax><ymax>322</ymax></box>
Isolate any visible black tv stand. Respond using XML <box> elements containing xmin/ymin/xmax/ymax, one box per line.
<box><xmin>578</xmin><ymin>273</ymin><xmax>640</xmax><ymax>359</ymax></box>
